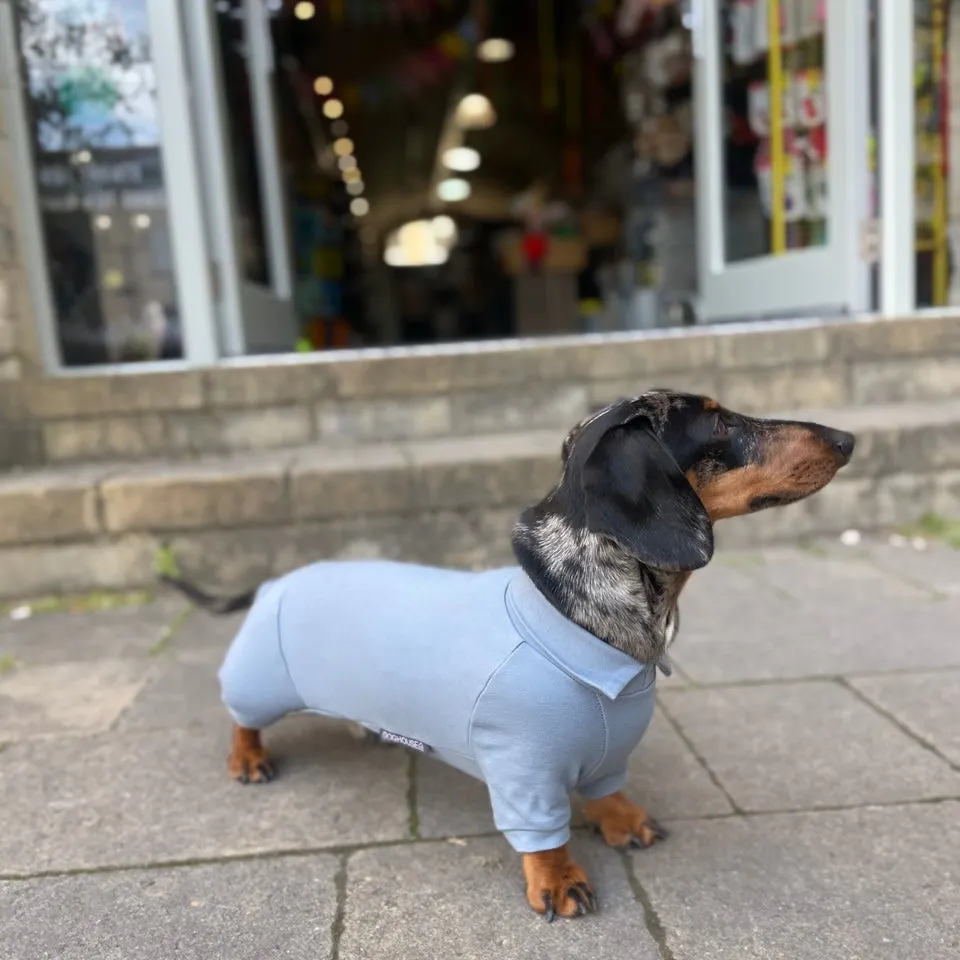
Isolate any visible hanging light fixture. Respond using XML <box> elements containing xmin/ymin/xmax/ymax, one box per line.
<box><xmin>333</xmin><ymin>137</ymin><xmax>354</xmax><ymax>156</ymax></box>
<box><xmin>384</xmin><ymin>220</ymin><xmax>450</xmax><ymax>267</ymax></box>
<box><xmin>350</xmin><ymin>197</ymin><xmax>369</xmax><ymax>217</ymax></box>
<box><xmin>454</xmin><ymin>93</ymin><xmax>496</xmax><ymax>130</ymax></box>
<box><xmin>323</xmin><ymin>98</ymin><xmax>344</xmax><ymax>119</ymax></box>
<box><xmin>294</xmin><ymin>1</ymin><xmax>315</xmax><ymax>20</ymax></box>
<box><xmin>436</xmin><ymin>177</ymin><xmax>471</xmax><ymax>202</ymax></box>
<box><xmin>442</xmin><ymin>146</ymin><xmax>481</xmax><ymax>172</ymax></box>
<box><xmin>477</xmin><ymin>38</ymin><xmax>514</xmax><ymax>63</ymax></box>
<box><xmin>431</xmin><ymin>215</ymin><xmax>457</xmax><ymax>245</ymax></box>
<box><xmin>313</xmin><ymin>76</ymin><xmax>333</xmax><ymax>96</ymax></box>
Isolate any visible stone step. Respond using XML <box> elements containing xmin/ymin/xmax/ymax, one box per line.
<box><xmin>1</xmin><ymin>399</ymin><xmax>959</xmax><ymax>599</ymax></box>
<box><xmin>8</xmin><ymin>312</ymin><xmax>960</xmax><ymax>466</ymax></box>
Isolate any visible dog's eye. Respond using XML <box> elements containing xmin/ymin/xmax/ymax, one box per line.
<box><xmin>712</xmin><ymin>415</ymin><xmax>729</xmax><ymax>439</ymax></box>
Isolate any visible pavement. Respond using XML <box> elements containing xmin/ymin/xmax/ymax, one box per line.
<box><xmin>1</xmin><ymin>538</ymin><xmax>959</xmax><ymax>960</ymax></box>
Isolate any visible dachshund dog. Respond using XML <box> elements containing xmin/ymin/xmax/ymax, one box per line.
<box><xmin>162</xmin><ymin>390</ymin><xmax>855</xmax><ymax>922</ymax></box>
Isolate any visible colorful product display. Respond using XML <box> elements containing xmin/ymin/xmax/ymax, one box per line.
<box><xmin>726</xmin><ymin>0</ymin><xmax>828</xmax><ymax>254</ymax></box>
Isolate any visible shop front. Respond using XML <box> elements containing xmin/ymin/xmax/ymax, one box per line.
<box><xmin>0</xmin><ymin>0</ymin><xmax>951</xmax><ymax>375</ymax></box>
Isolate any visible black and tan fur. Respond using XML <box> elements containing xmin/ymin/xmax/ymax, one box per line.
<box><xmin>162</xmin><ymin>389</ymin><xmax>855</xmax><ymax>922</ymax></box>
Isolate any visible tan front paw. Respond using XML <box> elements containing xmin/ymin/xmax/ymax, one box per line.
<box><xmin>522</xmin><ymin>846</ymin><xmax>597</xmax><ymax>921</ymax></box>
<box><xmin>582</xmin><ymin>791</ymin><xmax>668</xmax><ymax>849</ymax></box>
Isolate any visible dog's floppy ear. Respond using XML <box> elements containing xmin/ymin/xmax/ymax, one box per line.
<box><xmin>580</xmin><ymin>420</ymin><xmax>714</xmax><ymax>571</ymax></box>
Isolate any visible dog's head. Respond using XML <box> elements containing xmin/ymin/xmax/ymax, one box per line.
<box><xmin>556</xmin><ymin>390</ymin><xmax>855</xmax><ymax>572</ymax></box>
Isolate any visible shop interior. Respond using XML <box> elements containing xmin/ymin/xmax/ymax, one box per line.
<box><xmin>215</xmin><ymin>0</ymin><xmax>717</xmax><ymax>352</ymax></box>
<box><xmin>16</xmin><ymin>0</ymin><xmax>955</xmax><ymax>364</ymax></box>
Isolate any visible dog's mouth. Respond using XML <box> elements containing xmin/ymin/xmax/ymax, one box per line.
<box><xmin>749</xmin><ymin>492</ymin><xmax>807</xmax><ymax>511</ymax></box>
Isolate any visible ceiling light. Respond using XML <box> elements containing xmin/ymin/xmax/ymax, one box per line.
<box><xmin>436</xmin><ymin>177</ymin><xmax>471</xmax><ymax>202</ymax></box>
<box><xmin>431</xmin><ymin>215</ymin><xmax>457</xmax><ymax>244</ymax></box>
<box><xmin>323</xmin><ymin>98</ymin><xmax>344</xmax><ymax>119</ymax></box>
<box><xmin>337</xmin><ymin>154</ymin><xmax>357</xmax><ymax>171</ymax></box>
<box><xmin>442</xmin><ymin>146</ymin><xmax>481</xmax><ymax>172</ymax></box>
<box><xmin>342</xmin><ymin>167</ymin><xmax>361</xmax><ymax>183</ymax></box>
<box><xmin>94</xmin><ymin>214</ymin><xmax>112</xmax><ymax>230</ymax></box>
<box><xmin>350</xmin><ymin>197</ymin><xmax>369</xmax><ymax>217</ymax></box>
<box><xmin>454</xmin><ymin>93</ymin><xmax>496</xmax><ymax>130</ymax></box>
<box><xmin>333</xmin><ymin>137</ymin><xmax>354</xmax><ymax>156</ymax></box>
<box><xmin>132</xmin><ymin>213</ymin><xmax>151</xmax><ymax>229</ymax></box>
<box><xmin>477</xmin><ymin>38</ymin><xmax>514</xmax><ymax>63</ymax></box>
<box><xmin>346</xmin><ymin>180</ymin><xmax>365</xmax><ymax>196</ymax></box>
<box><xmin>384</xmin><ymin>219</ymin><xmax>450</xmax><ymax>268</ymax></box>
<box><xmin>294</xmin><ymin>1</ymin><xmax>315</xmax><ymax>20</ymax></box>
<box><xmin>313</xmin><ymin>76</ymin><xmax>333</xmax><ymax>96</ymax></box>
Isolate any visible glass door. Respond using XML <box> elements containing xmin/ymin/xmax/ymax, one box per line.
<box><xmin>692</xmin><ymin>0</ymin><xmax>871</xmax><ymax>321</ymax></box>
<box><xmin>183</xmin><ymin>0</ymin><xmax>297</xmax><ymax>355</ymax></box>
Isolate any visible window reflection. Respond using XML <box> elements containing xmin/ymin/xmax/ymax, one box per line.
<box><xmin>18</xmin><ymin>0</ymin><xmax>181</xmax><ymax>365</ymax></box>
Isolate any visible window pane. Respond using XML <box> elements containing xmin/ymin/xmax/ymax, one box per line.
<box><xmin>18</xmin><ymin>0</ymin><xmax>182</xmax><ymax>365</ymax></box>
<box><xmin>721</xmin><ymin>0</ymin><xmax>829</xmax><ymax>263</ymax></box>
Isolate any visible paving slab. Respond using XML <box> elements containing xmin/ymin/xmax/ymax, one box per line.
<box><xmin>0</xmin><ymin>657</ymin><xmax>153</xmax><ymax>741</ymax></box>
<box><xmin>340</xmin><ymin>836</ymin><xmax>658</xmax><ymax>960</ymax></box>
<box><xmin>0</xmin><ymin>716</ymin><xmax>409</xmax><ymax>875</ymax></box>
<box><xmin>620</xmin><ymin>710</ymin><xmax>735</xmax><ymax>819</ymax></box>
<box><xmin>675</xmin><ymin>552</ymin><xmax>960</xmax><ymax>683</ymax></box>
<box><xmin>168</xmin><ymin>608</ymin><xmax>247</xmax><ymax>657</ymax></box>
<box><xmin>634</xmin><ymin>803</ymin><xmax>960</xmax><ymax>960</ymax></box>
<box><xmin>849</xmin><ymin>671</ymin><xmax>960</xmax><ymax>766</ymax></box>
<box><xmin>856</xmin><ymin>539</ymin><xmax>960</xmax><ymax>597</ymax></box>
<box><xmin>117</xmin><ymin>643</ymin><xmax>225</xmax><ymax>732</ymax></box>
<box><xmin>0</xmin><ymin>854</ymin><xmax>339</xmax><ymax>960</ymax></box>
<box><xmin>0</xmin><ymin>597</ymin><xmax>187</xmax><ymax>665</ymax></box>
<box><xmin>660</xmin><ymin>681</ymin><xmax>960</xmax><ymax>811</ymax></box>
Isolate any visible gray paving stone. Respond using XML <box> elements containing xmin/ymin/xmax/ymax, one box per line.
<box><xmin>748</xmin><ymin>545</ymin><xmax>938</xmax><ymax>604</ymax></box>
<box><xmin>634</xmin><ymin>803</ymin><xmax>960</xmax><ymax>960</ymax></box>
<box><xmin>620</xmin><ymin>710</ymin><xmax>734</xmax><ymax>819</ymax></box>
<box><xmin>858</xmin><ymin>539</ymin><xmax>960</xmax><ymax>597</ymax></box>
<box><xmin>0</xmin><ymin>716</ymin><xmax>409</xmax><ymax>874</ymax></box>
<box><xmin>674</xmin><ymin>552</ymin><xmax>960</xmax><ymax>682</ymax></box>
<box><xmin>340</xmin><ymin>836</ymin><xmax>658</xmax><ymax>960</ymax></box>
<box><xmin>660</xmin><ymin>681</ymin><xmax>960</xmax><ymax>811</ymax></box>
<box><xmin>167</xmin><ymin>608</ymin><xmax>246</xmax><ymax>656</ymax></box>
<box><xmin>0</xmin><ymin>854</ymin><xmax>338</xmax><ymax>960</ymax></box>
<box><xmin>850</xmin><ymin>671</ymin><xmax>960</xmax><ymax>766</ymax></box>
<box><xmin>116</xmin><ymin>650</ymin><xmax>224</xmax><ymax>732</ymax></box>
<box><xmin>0</xmin><ymin>597</ymin><xmax>187</xmax><ymax>665</ymax></box>
<box><xmin>416</xmin><ymin>753</ymin><xmax>495</xmax><ymax>840</ymax></box>
<box><xmin>0</xmin><ymin>657</ymin><xmax>153</xmax><ymax>741</ymax></box>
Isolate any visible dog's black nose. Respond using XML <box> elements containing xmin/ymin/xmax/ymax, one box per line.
<box><xmin>825</xmin><ymin>429</ymin><xmax>856</xmax><ymax>465</ymax></box>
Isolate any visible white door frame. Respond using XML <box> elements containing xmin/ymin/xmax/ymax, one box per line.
<box><xmin>877</xmin><ymin>0</ymin><xmax>916</xmax><ymax>314</ymax></box>
<box><xmin>692</xmin><ymin>0</ymin><xmax>871</xmax><ymax>322</ymax></box>
<box><xmin>0</xmin><ymin>0</ymin><xmax>220</xmax><ymax>371</ymax></box>
<box><xmin>182</xmin><ymin>0</ymin><xmax>297</xmax><ymax>356</ymax></box>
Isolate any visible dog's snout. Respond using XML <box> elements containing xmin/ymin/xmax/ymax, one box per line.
<box><xmin>823</xmin><ymin>428</ymin><xmax>855</xmax><ymax>465</ymax></box>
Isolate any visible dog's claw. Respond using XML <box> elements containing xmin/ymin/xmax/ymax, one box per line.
<box><xmin>576</xmin><ymin>882</ymin><xmax>598</xmax><ymax>912</ymax></box>
<box><xmin>257</xmin><ymin>762</ymin><xmax>275</xmax><ymax>783</ymax></box>
<box><xmin>649</xmin><ymin>819</ymin><xmax>669</xmax><ymax>840</ymax></box>
<box><xmin>542</xmin><ymin>893</ymin><xmax>555</xmax><ymax>923</ymax></box>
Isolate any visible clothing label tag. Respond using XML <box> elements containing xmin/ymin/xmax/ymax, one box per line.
<box><xmin>379</xmin><ymin>729</ymin><xmax>432</xmax><ymax>753</ymax></box>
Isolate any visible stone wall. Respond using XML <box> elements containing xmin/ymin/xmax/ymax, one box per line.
<box><xmin>0</xmin><ymin>53</ymin><xmax>45</xmax><ymax>469</ymax></box>
<box><xmin>1</xmin><ymin>398</ymin><xmax>959</xmax><ymax>599</ymax></box>
<box><xmin>1</xmin><ymin>313</ymin><xmax>957</xmax><ymax>466</ymax></box>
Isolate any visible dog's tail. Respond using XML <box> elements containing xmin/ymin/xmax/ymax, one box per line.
<box><xmin>159</xmin><ymin>574</ymin><xmax>257</xmax><ymax>615</ymax></box>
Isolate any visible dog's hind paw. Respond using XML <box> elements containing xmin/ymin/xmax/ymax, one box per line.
<box><xmin>583</xmin><ymin>791</ymin><xmax>668</xmax><ymax>850</ymax></box>
<box><xmin>227</xmin><ymin>726</ymin><xmax>276</xmax><ymax>785</ymax></box>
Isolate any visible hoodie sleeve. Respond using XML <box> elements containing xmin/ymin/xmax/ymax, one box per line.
<box><xmin>469</xmin><ymin>646</ymin><xmax>607</xmax><ymax>853</ymax></box>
